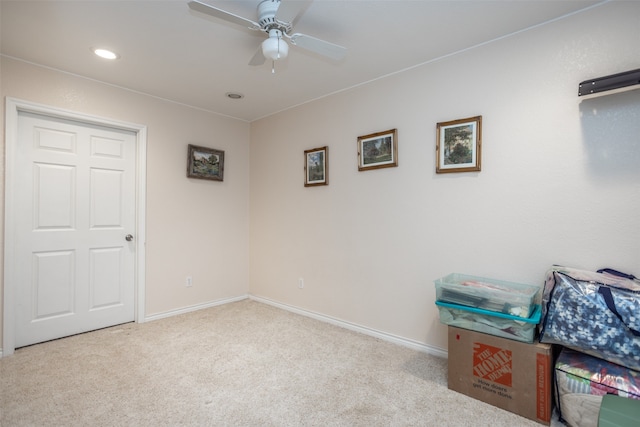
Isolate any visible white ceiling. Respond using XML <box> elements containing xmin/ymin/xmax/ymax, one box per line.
<box><xmin>1</xmin><ymin>0</ymin><xmax>602</xmax><ymax>122</ymax></box>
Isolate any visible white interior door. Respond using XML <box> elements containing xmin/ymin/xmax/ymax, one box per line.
<box><xmin>12</xmin><ymin>110</ymin><xmax>137</xmax><ymax>348</ymax></box>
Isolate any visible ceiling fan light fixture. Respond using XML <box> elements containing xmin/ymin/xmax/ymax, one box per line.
<box><xmin>262</xmin><ymin>33</ymin><xmax>288</xmax><ymax>61</ymax></box>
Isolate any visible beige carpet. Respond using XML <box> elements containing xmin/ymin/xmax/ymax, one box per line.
<box><xmin>1</xmin><ymin>299</ymin><xmax>560</xmax><ymax>426</ymax></box>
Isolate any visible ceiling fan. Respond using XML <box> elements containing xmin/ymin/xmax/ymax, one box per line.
<box><xmin>188</xmin><ymin>0</ymin><xmax>347</xmax><ymax>70</ymax></box>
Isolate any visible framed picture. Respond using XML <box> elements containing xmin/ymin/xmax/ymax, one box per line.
<box><xmin>304</xmin><ymin>146</ymin><xmax>328</xmax><ymax>187</ymax></box>
<box><xmin>436</xmin><ymin>116</ymin><xmax>482</xmax><ymax>173</ymax></box>
<box><xmin>357</xmin><ymin>129</ymin><xmax>398</xmax><ymax>171</ymax></box>
<box><xmin>187</xmin><ymin>144</ymin><xmax>224</xmax><ymax>181</ymax></box>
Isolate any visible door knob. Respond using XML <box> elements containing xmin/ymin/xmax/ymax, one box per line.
<box><xmin>125</xmin><ymin>234</ymin><xmax>133</xmax><ymax>241</ymax></box>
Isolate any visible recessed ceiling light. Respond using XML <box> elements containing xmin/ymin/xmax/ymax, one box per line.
<box><xmin>226</xmin><ymin>92</ymin><xmax>244</xmax><ymax>100</ymax></box>
<box><xmin>93</xmin><ymin>48</ymin><xmax>119</xmax><ymax>60</ymax></box>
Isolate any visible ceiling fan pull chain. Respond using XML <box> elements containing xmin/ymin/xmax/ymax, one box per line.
<box><xmin>277</xmin><ymin>36</ymin><xmax>281</xmax><ymax>60</ymax></box>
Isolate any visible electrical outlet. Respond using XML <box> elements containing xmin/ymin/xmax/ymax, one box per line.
<box><xmin>298</xmin><ymin>278</ymin><xmax>304</xmax><ymax>289</ymax></box>
<box><xmin>186</xmin><ymin>276</ymin><xmax>193</xmax><ymax>287</ymax></box>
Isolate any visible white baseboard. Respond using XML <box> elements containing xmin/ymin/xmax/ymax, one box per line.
<box><xmin>144</xmin><ymin>294</ymin><xmax>249</xmax><ymax>322</ymax></box>
<box><xmin>4</xmin><ymin>294</ymin><xmax>446</xmax><ymax>360</ymax></box>
<box><xmin>249</xmin><ymin>295</ymin><xmax>448</xmax><ymax>359</ymax></box>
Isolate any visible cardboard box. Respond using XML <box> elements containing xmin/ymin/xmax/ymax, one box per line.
<box><xmin>447</xmin><ymin>326</ymin><xmax>553</xmax><ymax>425</ymax></box>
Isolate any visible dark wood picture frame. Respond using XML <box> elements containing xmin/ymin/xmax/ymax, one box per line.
<box><xmin>187</xmin><ymin>144</ymin><xmax>224</xmax><ymax>181</ymax></box>
<box><xmin>304</xmin><ymin>146</ymin><xmax>328</xmax><ymax>187</ymax></box>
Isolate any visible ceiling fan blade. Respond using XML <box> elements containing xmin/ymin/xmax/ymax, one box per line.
<box><xmin>289</xmin><ymin>33</ymin><xmax>347</xmax><ymax>61</ymax></box>
<box><xmin>249</xmin><ymin>47</ymin><xmax>266</xmax><ymax>66</ymax></box>
<box><xmin>275</xmin><ymin>0</ymin><xmax>312</xmax><ymax>28</ymax></box>
<box><xmin>188</xmin><ymin>0</ymin><xmax>261</xmax><ymax>31</ymax></box>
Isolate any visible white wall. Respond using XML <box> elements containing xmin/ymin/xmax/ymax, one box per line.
<box><xmin>249</xmin><ymin>2</ymin><xmax>640</xmax><ymax>351</ymax></box>
<box><xmin>2</xmin><ymin>2</ymin><xmax>638</xmax><ymax>356</ymax></box>
<box><xmin>0</xmin><ymin>57</ymin><xmax>251</xmax><ymax>347</ymax></box>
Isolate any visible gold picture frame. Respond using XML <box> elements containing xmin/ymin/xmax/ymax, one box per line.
<box><xmin>357</xmin><ymin>129</ymin><xmax>398</xmax><ymax>171</ymax></box>
<box><xmin>436</xmin><ymin>116</ymin><xmax>482</xmax><ymax>173</ymax></box>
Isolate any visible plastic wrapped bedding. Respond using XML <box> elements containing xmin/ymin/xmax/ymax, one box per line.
<box><xmin>540</xmin><ymin>266</ymin><xmax>640</xmax><ymax>371</ymax></box>
<box><xmin>554</xmin><ymin>347</ymin><xmax>640</xmax><ymax>427</ymax></box>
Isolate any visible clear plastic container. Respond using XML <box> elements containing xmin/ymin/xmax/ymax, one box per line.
<box><xmin>435</xmin><ymin>273</ymin><xmax>540</xmax><ymax>317</ymax></box>
<box><xmin>436</xmin><ymin>300</ymin><xmax>541</xmax><ymax>343</ymax></box>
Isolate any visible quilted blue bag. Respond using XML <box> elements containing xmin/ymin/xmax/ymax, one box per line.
<box><xmin>539</xmin><ymin>266</ymin><xmax>640</xmax><ymax>371</ymax></box>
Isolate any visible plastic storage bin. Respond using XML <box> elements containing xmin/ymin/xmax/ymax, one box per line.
<box><xmin>436</xmin><ymin>300</ymin><xmax>541</xmax><ymax>343</ymax></box>
<box><xmin>435</xmin><ymin>273</ymin><xmax>540</xmax><ymax>317</ymax></box>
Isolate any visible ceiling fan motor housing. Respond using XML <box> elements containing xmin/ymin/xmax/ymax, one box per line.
<box><xmin>258</xmin><ymin>0</ymin><xmax>291</xmax><ymax>33</ymax></box>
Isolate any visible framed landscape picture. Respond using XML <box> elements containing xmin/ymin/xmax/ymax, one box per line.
<box><xmin>187</xmin><ymin>144</ymin><xmax>224</xmax><ymax>181</ymax></box>
<box><xmin>304</xmin><ymin>146</ymin><xmax>328</xmax><ymax>187</ymax></box>
<box><xmin>357</xmin><ymin>128</ymin><xmax>398</xmax><ymax>171</ymax></box>
<box><xmin>436</xmin><ymin>116</ymin><xmax>482</xmax><ymax>173</ymax></box>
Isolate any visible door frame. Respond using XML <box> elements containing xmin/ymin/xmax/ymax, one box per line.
<box><xmin>3</xmin><ymin>97</ymin><xmax>147</xmax><ymax>357</ymax></box>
